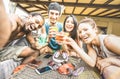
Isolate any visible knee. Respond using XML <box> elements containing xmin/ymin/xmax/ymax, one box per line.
<box><xmin>21</xmin><ymin>47</ymin><xmax>38</xmax><ymax>57</ymax></box>
<box><xmin>24</xmin><ymin>47</ymin><xmax>40</xmax><ymax>55</ymax></box>
<box><xmin>103</xmin><ymin>66</ymin><xmax>120</xmax><ymax>79</ymax></box>
<box><xmin>24</xmin><ymin>47</ymin><xmax>34</xmax><ymax>52</ymax></box>
<box><xmin>103</xmin><ymin>67</ymin><xmax>110</xmax><ymax>75</ymax></box>
<box><xmin>103</xmin><ymin>67</ymin><xmax>112</xmax><ymax>79</ymax></box>
<box><xmin>32</xmin><ymin>51</ymin><xmax>39</xmax><ymax>57</ymax></box>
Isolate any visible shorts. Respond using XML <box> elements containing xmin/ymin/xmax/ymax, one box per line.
<box><xmin>0</xmin><ymin>46</ymin><xmax>28</xmax><ymax>62</ymax></box>
<box><xmin>0</xmin><ymin>59</ymin><xmax>21</xmax><ymax>79</ymax></box>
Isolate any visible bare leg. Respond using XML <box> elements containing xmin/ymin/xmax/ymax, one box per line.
<box><xmin>40</xmin><ymin>46</ymin><xmax>53</xmax><ymax>54</ymax></box>
<box><xmin>18</xmin><ymin>47</ymin><xmax>40</xmax><ymax>64</ymax></box>
<box><xmin>103</xmin><ymin>65</ymin><xmax>120</xmax><ymax>79</ymax></box>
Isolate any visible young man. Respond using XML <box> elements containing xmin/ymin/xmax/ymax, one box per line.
<box><xmin>42</xmin><ymin>2</ymin><xmax>63</xmax><ymax>53</ymax></box>
<box><xmin>0</xmin><ymin>12</ymin><xmax>44</xmax><ymax>64</ymax></box>
<box><xmin>0</xmin><ymin>1</ymin><xmax>44</xmax><ymax>78</ymax></box>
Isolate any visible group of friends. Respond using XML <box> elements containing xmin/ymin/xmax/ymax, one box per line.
<box><xmin>0</xmin><ymin>0</ymin><xmax>120</xmax><ymax>79</ymax></box>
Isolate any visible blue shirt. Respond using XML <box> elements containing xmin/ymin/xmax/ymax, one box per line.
<box><xmin>44</xmin><ymin>20</ymin><xmax>63</xmax><ymax>51</ymax></box>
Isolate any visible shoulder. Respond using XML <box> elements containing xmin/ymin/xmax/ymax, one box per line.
<box><xmin>44</xmin><ymin>19</ymin><xmax>49</xmax><ymax>24</ymax></box>
<box><xmin>44</xmin><ymin>19</ymin><xmax>49</xmax><ymax>28</ymax></box>
<box><xmin>56</xmin><ymin>22</ymin><xmax>63</xmax><ymax>27</ymax></box>
<box><xmin>9</xmin><ymin>14</ymin><xmax>20</xmax><ymax>31</ymax></box>
<box><xmin>56</xmin><ymin>22</ymin><xmax>63</xmax><ymax>31</ymax></box>
<box><xmin>9</xmin><ymin>14</ymin><xmax>21</xmax><ymax>21</ymax></box>
<box><xmin>104</xmin><ymin>34</ymin><xmax>118</xmax><ymax>45</ymax></box>
<box><xmin>9</xmin><ymin>14</ymin><xmax>23</xmax><ymax>25</ymax></box>
<box><xmin>104</xmin><ymin>34</ymin><xmax>120</xmax><ymax>52</ymax></box>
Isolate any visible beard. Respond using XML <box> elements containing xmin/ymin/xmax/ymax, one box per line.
<box><xmin>23</xmin><ymin>23</ymin><xmax>37</xmax><ymax>33</ymax></box>
<box><xmin>22</xmin><ymin>24</ymin><xmax>30</xmax><ymax>33</ymax></box>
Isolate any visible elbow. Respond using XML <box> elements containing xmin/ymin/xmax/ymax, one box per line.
<box><xmin>90</xmin><ymin>64</ymin><xmax>95</xmax><ymax>68</ymax></box>
<box><xmin>83</xmin><ymin>59</ymin><xmax>96</xmax><ymax>67</ymax></box>
<box><xmin>89</xmin><ymin>62</ymin><xmax>96</xmax><ymax>67</ymax></box>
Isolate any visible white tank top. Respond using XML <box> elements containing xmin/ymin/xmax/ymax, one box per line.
<box><xmin>92</xmin><ymin>35</ymin><xmax>119</xmax><ymax>58</ymax></box>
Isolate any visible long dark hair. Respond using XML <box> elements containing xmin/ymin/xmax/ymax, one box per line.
<box><xmin>63</xmin><ymin>14</ymin><xmax>78</xmax><ymax>40</ymax></box>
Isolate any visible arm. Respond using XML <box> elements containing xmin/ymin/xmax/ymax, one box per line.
<box><xmin>96</xmin><ymin>35</ymin><xmax>120</xmax><ymax>73</ymax></box>
<box><xmin>26</xmin><ymin>29</ymin><xmax>47</xmax><ymax>50</ymax></box>
<box><xmin>0</xmin><ymin>0</ymin><xmax>11</xmax><ymax>47</ymax></box>
<box><xmin>10</xmin><ymin>14</ymin><xmax>23</xmax><ymax>31</ymax></box>
<box><xmin>65</xmin><ymin>37</ymin><xmax>97</xmax><ymax>67</ymax></box>
<box><xmin>41</xmin><ymin>25</ymin><xmax>50</xmax><ymax>43</ymax></box>
<box><xmin>104</xmin><ymin>35</ymin><xmax>120</xmax><ymax>55</ymax></box>
<box><xmin>96</xmin><ymin>57</ymin><xmax>120</xmax><ymax>74</ymax></box>
<box><xmin>41</xmin><ymin>26</ymin><xmax>46</xmax><ymax>34</ymax></box>
<box><xmin>62</xmin><ymin>44</ymin><xmax>70</xmax><ymax>54</ymax></box>
<box><xmin>76</xmin><ymin>38</ymin><xmax>82</xmax><ymax>48</ymax></box>
<box><xmin>26</xmin><ymin>32</ymin><xmax>38</xmax><ymax>49</ymax></box>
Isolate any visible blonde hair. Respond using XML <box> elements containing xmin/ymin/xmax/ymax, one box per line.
<box><xmin>78</xmin><ymin>17</ymin><xmax>99</xmax><ymax>34</ymax></box>
<box><xmin>79</xmin><ymin>17</ymin><xmax>97</xmax><ymax>29</ymax></box>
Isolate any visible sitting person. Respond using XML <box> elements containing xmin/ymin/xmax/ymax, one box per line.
<box><xmin>0</xmin><ymin>1</ymin><xmax>44</xmax><ymax>78</ymax></box>
<box><xmin>63</xmin><ymin>17</ymin><xmax>120</xmax><ymax>79</ymax></box>
<box><xmin>42</xmin><ymin>2</ymin><xmax>63</xmax><ymax>53</ymax></box>
<box><xmin>15</xmin><ymin>2</ymin><xmax>63</xmax><ymax>54</ymax></box>
<box><xmin>10</xmin><ymin>16</ymin><xmax>48</xmax><ymax>54</ymax></box>
<box><xmin>62</xmin><ymin>14</ymin><xmax>82</xmax><ymax>57</ymax></box>
<box><xmin>25</xmin><ymin>23</ymin><xmax>48</xmax><ymax>50</ymax></box>
<box><xmin>1</xmin><ymin>12</ymin><xmax>44</xmax><ymax>64</ymax></box>
<box><xmin>52</xmin><ymin>14</ymin><xmax>82</xmax><ymax>66</ymax></box>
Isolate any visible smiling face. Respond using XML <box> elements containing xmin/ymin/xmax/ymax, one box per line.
<box><xmin>65</xmin><ymin>17</ymin><xmax>74</xmax><ymax>32</ymax></box>
<box><xmin>63</xmin><ymin>15</ymin><xmax>78</xmax><ymax>40</ymax></box>
<box><xmin>78</xmin><ymin>23</ymin><xmax>97</xmax><ymax>44</ymax></box>
<box><xmin>24</xmin><ymin>15</ymin><xmax>44</xmax><ymax>32</ymax></box>
<box><xmin>48</xmin><ymin>10</ymin><xmax>60</xmax><ymax>25</ymax></box>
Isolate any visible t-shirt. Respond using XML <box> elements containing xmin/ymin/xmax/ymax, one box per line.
<box><xmin>44</xmin><ymin>20</ymin><xmax>63</xmax><ymax>51</ymax></box>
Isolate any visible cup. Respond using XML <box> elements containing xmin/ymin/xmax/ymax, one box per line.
<box><xmin>55</xmin><ymin>32</ymin><xmax>70</xmax><ymax>42</ymax></box>
<box><xmin>49</xmin><ymin>27</ymin><xmax>58</xmax><ymax>37</ymax></box>
<box><xmin>49</xmin><ymin>27</ymin><xmax>58</xmax><ymax>32</ymax></box>
<box><xmin>64</xmin><ymin>32</ymin><xmax>69</xmax><ymax>37</ymax></box>
<box><xmin>55</xmin><ymin>33</ymin><xmax>64</xmax><ymax>42</ymax></box>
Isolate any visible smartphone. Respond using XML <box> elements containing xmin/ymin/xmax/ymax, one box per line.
<box><xmin>44</xmin><ymin>54</ymin><xmax>52</xmax><ymax>58</ymax></box>
<box><xmin>35</xmin><ymin>66</ymin><xmax>52</xmax><ymax>74</ymax></box>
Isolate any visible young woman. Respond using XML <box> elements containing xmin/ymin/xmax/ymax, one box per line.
<box><xmin>64</xmin><ymin>17</ymin><xmax>120</xmax><ymax>79</ymax></box>
<box><xmin>59</xmin><ymin>14</ymin><xmax>82</xmax><ymax>57</ymax></box>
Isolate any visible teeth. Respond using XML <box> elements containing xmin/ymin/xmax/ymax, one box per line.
<box><xmin>83</xmin><ymin>36</ymin><xmax>88</xmax><ymax>39</ymax></box>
